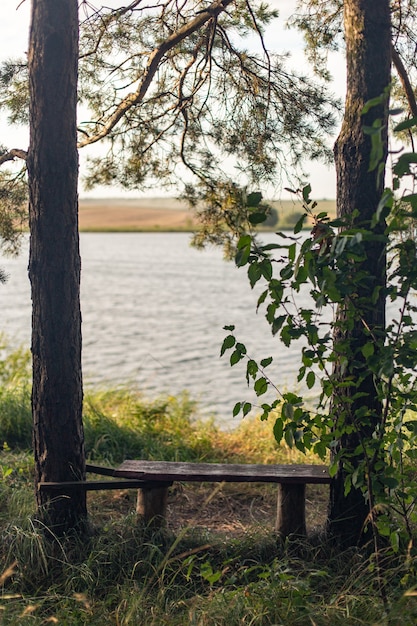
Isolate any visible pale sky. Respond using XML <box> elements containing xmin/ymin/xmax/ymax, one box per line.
<box><xmin>0</xmin><ymin>0</ymin><xmax>344</xmax><ymax>199</ymax></box>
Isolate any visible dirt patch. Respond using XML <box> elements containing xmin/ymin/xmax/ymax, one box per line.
<box><xmin>91</xmin><ymin>482</ymin><xmax>329</xmax><ymax>538</ymax></box>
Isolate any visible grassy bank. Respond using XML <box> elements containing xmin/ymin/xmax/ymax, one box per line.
<box><xmin>1</xmin><ymin>342</ymin><xmax>417</xmax><ymax>624</ymax></box>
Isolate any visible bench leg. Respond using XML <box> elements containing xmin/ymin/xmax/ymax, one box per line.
<box><xmin>275</xmin><ymin>483</ymin><xmax>306</xmax><ymax>538</ymax></box>
<box><xmin>136</xmin><ymin>485</ymin><xmax>169</xmax><ymax>527</ymax></box>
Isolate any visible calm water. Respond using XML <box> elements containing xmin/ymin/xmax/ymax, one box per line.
<box><xmin>1</xmin><ymin>232</ymin><xmax>306</xmax><ymax>428</ymax></box>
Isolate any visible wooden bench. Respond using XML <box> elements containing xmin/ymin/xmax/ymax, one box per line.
<box><xmin>102</xmin><ymin>460</ymin><xmax>330</xmax><ymax>537</ymax></box>
<box><xmin>40</xmin><ymin>460</ymin><xmax>330</xmax><ymax>537</ymax></box>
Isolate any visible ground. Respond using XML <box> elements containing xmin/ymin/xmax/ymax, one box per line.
<box><xmin>91</xmin><ymin>482</ymin><xmax>329</xmax><ymax>538</ymax></box>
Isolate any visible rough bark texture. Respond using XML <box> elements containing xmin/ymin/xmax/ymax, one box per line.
<box><xmin>27</xmin><ymin>0</ymin><xmax>86</xmax><ymax>533</ymax></box>
<box><xmin>328</xmin><ymin>0</ymin><xmax>391</xmax><ymax>547</ymax></box>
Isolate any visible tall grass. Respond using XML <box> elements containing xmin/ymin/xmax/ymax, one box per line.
<box><xmin>1</xmin><ymin>340</ymin><xmax>417</xmax><ymax>624</ymax></box>
<box><xmin>0</xmin><ymin>336</ymin><xmax>300</xmax><ymax>466</ymax></box>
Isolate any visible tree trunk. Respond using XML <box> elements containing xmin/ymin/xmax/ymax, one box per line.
<box><xmin>27</xmin><ymin>0</ymin><xmax>86</xmax><ymax>533</ymax></box>
<box><xmin>327</xmin><ymin>0</ymin><xmax>391</xmax><ymax>547</ymax></box>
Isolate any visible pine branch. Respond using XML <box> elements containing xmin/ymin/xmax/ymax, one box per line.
<box><xmin>392</xmin><ymin>45</ymin><xmax>417</xmax><ymax>118</ymax></box>
<box><xmin>78</xmin><ymin>0</ymin><xmax>234</xmax><ymax>148</ymax></box>
<box><xmin>0</xmin><ymin>149</ymin><xmax>28</xmax><ymax>166</ymax></box>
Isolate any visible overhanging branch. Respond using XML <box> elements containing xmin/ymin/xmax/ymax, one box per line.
<box><xmin>0</xmin><ymin>149</ymin><xmax>28</xmax><ymax>166</ymax></box>
<box><xmin>392</xmin><ymin>45</ymin><xmax>417</xmax><ymax>118</ymax></box>
<box><xmin>78</xmin><ymin>0</ymin><xmax>234</xmax><ymax>148</ymax></box>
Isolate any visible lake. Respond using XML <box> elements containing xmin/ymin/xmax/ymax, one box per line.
<box><xmin>1</xmin><ymin>232</ymin><xmax>308</xmax><ymax>428</ymax></box>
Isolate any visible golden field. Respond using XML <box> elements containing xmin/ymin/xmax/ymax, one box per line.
<box><xmin>78</xmin><ymin>197</ymin><xmax>337</xmax><ymax>231</ymax></box>
<box><xmin>78</xmin><ymin>197</ymin><xmax>196</xmax><ymax>231</ymax></box>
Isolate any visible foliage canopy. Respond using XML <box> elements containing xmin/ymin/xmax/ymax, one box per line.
<box><xmin>0</xmin><ymin>0</ymin><xmax>340</xmax><ymax>254</ymax></box>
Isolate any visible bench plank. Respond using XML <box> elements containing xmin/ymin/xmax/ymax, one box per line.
<box><xmin>114</xmin><ymin>460</ymin><xmax>330</xmax><ymax>484</ymax></box>
<box><xmin>39</xmin><ymin>479</ymin><xmax>172</xmax><ymax>491</ymax></box>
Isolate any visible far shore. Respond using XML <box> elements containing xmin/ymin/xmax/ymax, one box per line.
<box><xmin>78</xmin><ymin>197</ymin><xmax>337</xmax><ymax>231</ymax></box>
<box><xmin>79</xmin><ymin>197</ymin><xmax>197</xmax><ymax>231</ymax></box>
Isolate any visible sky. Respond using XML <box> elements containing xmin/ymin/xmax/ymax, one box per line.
<box><xmin>0</xmin><ymin>0</ymin><xmax>345</xmax><ymax>199</ymax></box>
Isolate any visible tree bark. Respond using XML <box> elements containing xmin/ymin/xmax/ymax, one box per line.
<box><xmin>27</xmin><ymin>0</ymin><xmax>86</xmax><ymax>533</ymax></box>
<box><xmin>328</xmin><ymin>0</ymin><xmax>391</xmax><ymax>547</ymax></box>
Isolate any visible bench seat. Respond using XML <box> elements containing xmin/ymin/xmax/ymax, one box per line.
<box><xmin>112</xmin><ymin>459</ymin><xmax>330</xmax><ymax>485</ymax></box>
<box><xmin>113</xmin><ymin>460</ymin><xmax>330</xmax><ymax>537</ymax></box>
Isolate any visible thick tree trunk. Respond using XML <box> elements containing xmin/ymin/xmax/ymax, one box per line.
<box><xmin>328</xmin><ymin>0</ymin><xmax>391</xmax><ymax>547</ymax></box>
<box><xmin>27</xmin><ymin>0</ymin><xmax>86</xmax><ymax>533</ymax></box>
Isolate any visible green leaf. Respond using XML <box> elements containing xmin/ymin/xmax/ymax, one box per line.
<box><xmin>273</xmin><ymin>417</ymin><xmax>283</xmax><ymax>443</ymax></box>
<box><xmin>260</xmin><ymin>356</ymin><xmax>273</xmax><ymax>368</ymax></box>
<box><xmin>236</xmin><ymin>342</ymin><xmax>247</xmax><ymax>354</ymax></box>
<box><xmin>401</xmin><ymin>193</ymin><xmax>417</xmax><ymax>210</ymax></box>
<box><xmin>246</xmin><ymin>359</ymin><xmax>258</xmax><ymax>382</ymax></box>
<box><xmin>302</xmin><ymin>184</ymin><xmax>312</xmax><ymax>203</ymax></box>
<box><xmin>282</xmin><ymin>402</ymin><xmax>294</xmax><ymax>419</ymax></box>
<box><xmin>248</xmin><ymin>212</ymin><xmax>266</xmax><ymax>225</ymax></box>
<box><xmin>294</xmin><ymin>213</ymin><xmax>306</xmax><ymax>234</ymax></box>
<box><xmin>242</xmin><ymin>402</ymin><xmax>252</xmax><ymax>417</ymax></box>
<box><xmin>394</xmin><ymin>116</ymin><xmax>417</xmax><ymax>132</ymax></box>
<box><xmin>280</xmin><ymin>265</ymin><xmax>293</xmax><ymax>280</ymax></box>
<box><xmin>380</xmin><ymin>476</ymin><xmax>399</xmax><ymax>489</ymax></box>
<box><xmin>306</xmin><ymin>371</ymin><xmax>316</xmax><ymax>389</ymax></box>
<box><xmin>257</xmin><ymin>289</ymin><xmax>268</xmax><ymax>310</ymax></box>
<box><xmin>390</xmin><ymin>531</ymin><xmax>400</xmax><ymax>553</ymax></box>
<box><xmin>223</xmin><ymin>325</ymin><xmax>235</xmax><ymax>331</ymax></box>
<box><xmin>260</xmin><ymin>259</ymin><xmax>273</xmax><ymax>281</ymax></box>
<box><xmin>220</xmin><ymin>334</ymin><xmax>235</xmax><ymax>356</ymax></box>
<box><xmin>361</xmin><ymin>343</ymin><xmax>374</xmax><ymax>358</ymax></box>
<box><xmin>233</xmin><ymin>402</ymin><xmax>241</xmax><ymax>417</ymax></box>
<box><xmin>260</xmin><ymin>404</ymin><xmax>271</xmax><ymax>421</ymax></box>
<box><xmin>246</xmin><ymin>191</ymin><xmax>262</xmax><ymax>207</ymax></box>
<box><xmin>230</xmin><ymin>350</ymin><xmax>243</xmax><ymax>366</ymax></box>
<box><xmin>272</xmin><ymin>315</ymin><xmax>286</xmax><ymax>335</ymax></box>
<box><xmin>235</xmin><ymin>245</ymin><xmax>251</xmax><ymax>268</ymax></box>
<box><xmin>328</xmin><ymin>462</ymin><xmax>338</xmax><ymax>478</ymax></box>
<box><xmin>372</xmin><ymin>188</ymin><xmax>393</xmax><ymax>227</ymax></box>
<box><xmin>295</xmin><ymin>265</ymin><xmax>308</xmax><ymax>283</ymax></box>
<box><xmin>297</xmin><ymin>365</ymin><xmax>306</xmax><ymax>382</ymax></box>
<box><xmin>284</xmin><ymin>428</ymin><xmax>294</xmax><ymax>447</ymax></box>
<box><xmin>254</xmin><ymin>377</ymin><xmax>268</xmax><ymax>396</ymax></box>
<box><xmin>248</xmin><ymin>262</ymin><xmax>262</xmax><ymax>288</ymax></box>
<box><xmin>235</xmin><ymin>234</ymin><xmax>251</xmax><ymax>267</ymax></box>
<box><xmin>393</xmin><ymin>153</ymin><xmax>417</xmax><ymax>176</ymax></box>
<box><xmin>362</xmin><ymin>92</ymin><xmax>388</xmax><ymax>114</ymax></box>
<box><xmin>237</xmin><ymin>234</ymin><xmax>252</xmax><ymax>249</ymax></box>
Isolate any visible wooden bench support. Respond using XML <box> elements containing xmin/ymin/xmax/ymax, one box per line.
<box><xmin>276</xmin><ymin>483</ymin><xmax>306</xmax><ymax>537</ymax></box>
<box><xmin>136</xmin><ymin>484</ymin><xmax>170</xmax><ymax>526</ymax></box>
